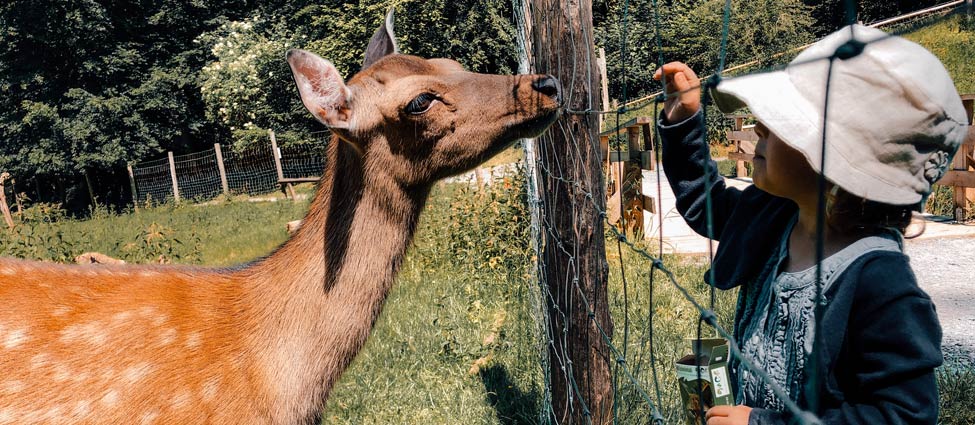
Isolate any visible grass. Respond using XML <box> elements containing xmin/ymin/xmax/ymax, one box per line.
<box><xmin>2</xmin><ymin>171</ymin><xmax>973</xmax><ymax>423</ymax></box>
<box><xmin>899</xmin><ymin>13</ymin><xmax>975</xmax><ymax>94</ymax></box>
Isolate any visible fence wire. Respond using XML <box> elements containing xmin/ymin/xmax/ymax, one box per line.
<box><xmin>519</xmin><ymin>0</ymin><xmax>967</xmax><ymax>424</ymax></box>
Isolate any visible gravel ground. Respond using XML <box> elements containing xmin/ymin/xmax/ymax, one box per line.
<box><xmin>905</xmin><ymin>237</ymin><xmax>975</xmax><ymax>366</ymax></box>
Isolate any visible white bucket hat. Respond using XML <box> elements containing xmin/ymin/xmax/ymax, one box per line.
<box><xmin>712</xmin><ymin>24</ymin><xmax>969</xmax><ymax>206</ymax></box>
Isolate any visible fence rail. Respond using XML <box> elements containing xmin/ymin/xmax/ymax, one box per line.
<box><xmin>129</xmin><ymin>130</ymin><xmax>326</xmax><ymax>206</ymax></box>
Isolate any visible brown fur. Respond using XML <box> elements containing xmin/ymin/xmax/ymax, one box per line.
<box><xmin>0</xmin><ymin>16</ymin><xmax>560</xmax><ymax>424</ymax></box>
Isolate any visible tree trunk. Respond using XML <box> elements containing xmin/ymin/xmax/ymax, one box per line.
<box><xmin>529</xmin><ymin>0</ymin><xmax>614</xmax><ymax>422</ymax></box>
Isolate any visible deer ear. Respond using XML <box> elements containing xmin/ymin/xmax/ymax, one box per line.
<box><xmin>362</xmin><ymin>8</ymin><xmax>399</xmax><ymax>69</ymax></box>
<box><xmin>287</xmin><ymin>49</ymin><xmax>353</xmax><ymax>129</ymax></box>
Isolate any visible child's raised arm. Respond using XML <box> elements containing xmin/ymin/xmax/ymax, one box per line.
<box><xmin>654</xmin><ymin>62</ymin><xmax>745</xmax><ymax>241</ymax></box>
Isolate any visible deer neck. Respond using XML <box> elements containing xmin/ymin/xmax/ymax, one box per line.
<box><xmin>242</xmin><ymin>137</ymin><xmax>427</xmax><ymax>423</ymax></box>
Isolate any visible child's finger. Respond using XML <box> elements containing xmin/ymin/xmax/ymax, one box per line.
<box><xmin>705</xmin><ymin>405</ymin><xmax>732</xmax><ymax>419</ymax></box>
<box><xmin>653</xmin><ymin>62</ymin><xmax>690</xmax><ymax>80</ymax></box>
<box><xmin>673</xmin><ymin>71</ymin><xmax>689</xmax><ymax>91</ymax></box>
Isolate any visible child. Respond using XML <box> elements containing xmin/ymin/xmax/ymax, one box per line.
<box><xmin>654</xmin><ymin>25</ymin><xmax>968</xmax><ymax>424</ymax></box>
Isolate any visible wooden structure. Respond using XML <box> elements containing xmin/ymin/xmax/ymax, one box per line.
<box><xmin>942</xmin><ymin>94</ymin><xmax>975</xmax><ymax>220</ymax></box>
<box><xmin>0</xmin><ymin>172</ymin><xmax>14</xmax><ymax>229</ymax></box>
<box><xmin>269</xmin><ymin>129</ymin><xmax>319</xmax><ymax>200</ymax></box>
<box><xmin>599</xmin><ymin>117</ymin><xmax>657</xmax><ymax>237</ymax></box>
<box><xmin>726</xmin><ymin>114</ymin><xmax>757</xmax><ymax>177</ymax></box>
<box><xmin>726</xmin><ymin>94</ymin><xmax>975</xmax><ymax>220</ymax></box>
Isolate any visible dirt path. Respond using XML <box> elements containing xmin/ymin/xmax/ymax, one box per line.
<box><xmin>905</xmin><ymin>236</ymin><xmax>975</xmax><ymax>366</ymax></box>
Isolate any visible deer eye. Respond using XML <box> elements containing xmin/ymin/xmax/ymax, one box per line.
<box><xmin>405</xmin><ymin>93</ymin><xmax>437</xmax><ymax>115</ymax></box>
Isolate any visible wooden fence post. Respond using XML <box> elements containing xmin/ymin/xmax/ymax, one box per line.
<box><xmin>127</xmin><ymin>164</ymin><xmax>139</xmax><ymax>211</ymax></box>
<box><xmin>168</xmin><ymin>151</ymin><xmax>180</xmax><ymax>203</ymax></box>
<box><xmin>953</xmin><ymin>95</ymin><xmax>975</xmax><ymax>220</ymax></box>
<box><xmin>0</xmin><ymin>173</ymin><xmax>14</xmax><ymax>229</ymax></box>
<box><xmin>529</xmin><ymin>0</ymin><xmax>614</xmax><ymax>421</ymax></box>
<box><xmin>214</xmin><ymin>143</ymin><xmax>230</xmax><ymax>195</ymax></box>
<box><xmin>269</xmin><ymin>129</ymin><xmax>293</xmax><ymax>198</ymax></box>
<box><xmin>597</xmin><ymin>47</ymin><xmax>610</xmax><ymax>131</ymax></box>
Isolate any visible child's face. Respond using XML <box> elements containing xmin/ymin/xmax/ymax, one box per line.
<box><xmin>752</xmin><ymin>122</ymin><xmax>819</xmax><ymax>202</ymax></box>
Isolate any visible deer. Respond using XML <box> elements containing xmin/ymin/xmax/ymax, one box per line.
<box><xmin>0</xmin><ymin>10</ymin><xmax>561</xmax><ymax>425</ymax></box>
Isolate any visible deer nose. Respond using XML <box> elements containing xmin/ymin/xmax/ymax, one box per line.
<box><xmin>532</xmin><ymin>75</ymin><xmax>561</xmax><ymax>101</ymax></box>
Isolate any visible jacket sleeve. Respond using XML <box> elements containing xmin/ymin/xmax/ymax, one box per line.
<box><xmin>658</xmin><ymin>109</ymin><xmax>742</xmax><ymax>241</ymax></box>
<box><xmin>748</xmin><ymin>255</ymin><xmax>943</xmax><ymax>425</ymax></box>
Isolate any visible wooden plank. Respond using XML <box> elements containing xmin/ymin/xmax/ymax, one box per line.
<box><xmin>740</xmin><ymin>140</ymin><xmax>756</xmax><ymax>154</ymax></box>
<box><xmin>626</xmin><ymin>126</ymin><xmax>641</xmax><ymax>161</ymax></box>
<box><xmin>0</xmin><ymin>173</ymin><xmax>13</xmax><ymax>229</ymax></box>
<box><xmin>279</xmin><ymin>177</ymin><xmax>320</xmax><ymax>183</ymax></box>
<box><xmin>728</xmin><ymin>152</ymin><xmax>755</xmax><ymax>162</ymax></box>
<box><xmin>640</xmin><ymin>124</ymin><xmax>655</xmax><ymax>170</ymax></box>
<box><xmin>599</xmin><ymin>135</ymin><xmax>609</xmax><ymax>164</ymax></box>
<box><xmin>641</xmin><ymin>194</ymin><xmax>656</xmax><ymax>214</ymax></box>
<box><xmin>736</xmin><ymin>160</ymin><xmax>747</xmax><ymax>177</ymax></box>
<box><xmin>640</xmin><ymin>151</ymin><xmax>655</xmax><ymax>171</ymax></box>
<box><xmin>214</xmin><ymin>144</ymin><xmax>230</xmax><ymax>195</ymax></box>
<box><xmin>727</xmin><ymin>130</ymin><xmax>758</xmax><ymax>142</ymax></box>
<box><xmin>937</xmin><ymin>170</ymin><xmax>975</xmax><ymax>187</ymax></box>
<box><xmin>962</xmin><ymin>97</ymin><xmax>973</xmax><ymax>124</ymax></box>
<box><xmin>598</xmin><ymin>116</ymin><xmax>653</xmax><ymax>138</ymax></box>
<box><xmin>127</xmin><ymin>165</ymin><xmax>138</xmax><ymax>211</ymax></box>
<box><xmin>168</xmin><ymin>151</ymin><xmax>180</xmax><ymax>203</ymax></box>
<box><xmin>269</xmin><ymin>129</ymin><xmax>285</xmax><ymax>182</ymax></box>
<box><xmin>640</xmin><ymin>123</ymin><xmax>654</xmax><ymax>150</ymax></box>
<box><xmin>724</xmin><ymin>113</ymin><xmax>752</xmax><ymax>120</ymax></box>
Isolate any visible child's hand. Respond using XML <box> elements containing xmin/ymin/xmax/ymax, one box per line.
<box><xmin>705</xmin><ymin>405</ymin><xmax>752</xmax><ymax>425</ymax></box>
<box><xmin>652</xmin><ymin>62</ymin><xmax>701</xmax><ymax>124</ymax></box>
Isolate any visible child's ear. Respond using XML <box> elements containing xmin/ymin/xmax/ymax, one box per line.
<box><xmin>286</xmin><ymin>49</ymin><xmax>353</xmax><ymax>129</ymax></box>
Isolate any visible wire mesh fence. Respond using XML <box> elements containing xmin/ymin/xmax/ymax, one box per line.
<box><xmin>517</xmin><ymin>0</ymin><xmax>970</xmax><ymax>424</ymax></box>
<box><xmin>130</xmin><ymin>139</ymin><xmax>326</xmax><ymax>205</ymax></box>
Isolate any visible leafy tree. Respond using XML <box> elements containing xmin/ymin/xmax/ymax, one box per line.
<box><xmin>0</xmin><ymin>0</ymin><xmax>248</xmax><ymax>208</ymax></box>
<box><xmin>596</xmin><ymin>0</ymin><xmax>815</xmax><ymax>102</ymax></box>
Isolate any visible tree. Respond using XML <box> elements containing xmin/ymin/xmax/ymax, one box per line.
<box><xmin>595</xmin><ymin>0</ymin><xmax>816</xmax><ymax>102</ymax></box>
<box><xmin>0</xmin><ymin>0</ymin><xmax>248</xmax><ymax>208</ymax></box>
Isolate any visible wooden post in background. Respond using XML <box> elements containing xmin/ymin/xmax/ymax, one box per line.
<box><xmin>127</xmin><ymin>164</ymin><xmax>139</xmax><ymax>211</ymax></box>
<box><xmin>529</xmin><ymin>0</ymin><xmax>614</xmax><ymax>422</ymax></box>
<box><xmin>0</xmin><ymin>173</ymin><xmax>14</xmax><ymax>229</ymax></box>
<box><xmin>0</xmin><ymin>173</ymin><xmax>15</xmax><ymax>229</ymax></box>
<box><xmin>269</xmin><ymin>129</ymin><xmax>294</xmax><ymax>198</ymax></box>
<box><xmin>597</xmin><ymin>48</ymin><xmax>610</xmax><ymax>132</ymax></box>
<box><xmin>952</xmin><ymin>95</ymin><xmax>975</xmax><ymax>220</ymax></box>
<box><xmin>214</xmin><ymin>143</ymin><xmax>230</xmax><ymax>195</ymax></box>
<box><xmin>168</xmin><ymin>151</ymin><xmax>180</xmax><ymax>203</ymax></box>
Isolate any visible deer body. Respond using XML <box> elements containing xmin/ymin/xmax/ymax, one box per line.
<box><xmin>0</xmin><ymin>11</ymin><xmax>560</xmax><ymax>424</ymax></box>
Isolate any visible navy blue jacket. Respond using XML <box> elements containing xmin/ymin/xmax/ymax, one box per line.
<box><xmin>659</xmin><ymin>111</ymin><xmax>943</xmax><ymax>424</ymax></box>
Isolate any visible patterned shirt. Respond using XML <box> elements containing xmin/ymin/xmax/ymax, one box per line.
<box><xmin>736</xmin><ymin>215</ymin><xmax>902</xmax><ymax>410</ymax></box>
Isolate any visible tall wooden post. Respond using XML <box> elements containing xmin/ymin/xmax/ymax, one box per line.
<box><xmin>0</xmin><ymin>173</ymin><xmax>14</xmax><ymax>229</ymax></box>
<box><xmin>529</xmin><ymin>0</ymin><xmax>613</xmax><ymax>422</ymax></box>
<box><xmin>269</xmin><ymin>129</ymin><xmax>293</xmax><ymax>198</ymax></box>
<box><xmin>168</xmin><ymin>151</ymin><xmax>180</xmax><ymax>203</ymax></box>
<box><xmin>214</xmin><ymin>144</ymin><xmax>230</xmax><ymax>195</ymax></box>
<box><xmin>127</xmin><ymin>164</ymin><xmax>139</xmax><ymax>211</ymax></box>
<box><xmin>597</xmin><ymin>48</ymin><xmax>610</xmax><ymax>132</ymax></box>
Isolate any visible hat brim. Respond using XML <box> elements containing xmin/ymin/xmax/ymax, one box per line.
<box><xmin>712</xmin><ymin>70</ymin><xmax>825</xmax><ymax>173</ymax></box>
<box><xmin>711</xmin><ymin>70</ymin><xmax>924</xmax><ymax>205</ymax></box>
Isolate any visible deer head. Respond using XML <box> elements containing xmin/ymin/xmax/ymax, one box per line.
<box><xmin>286</xmin><ymin>10</ymin><xmax>561</xmax><ymax>187</ymax></box>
